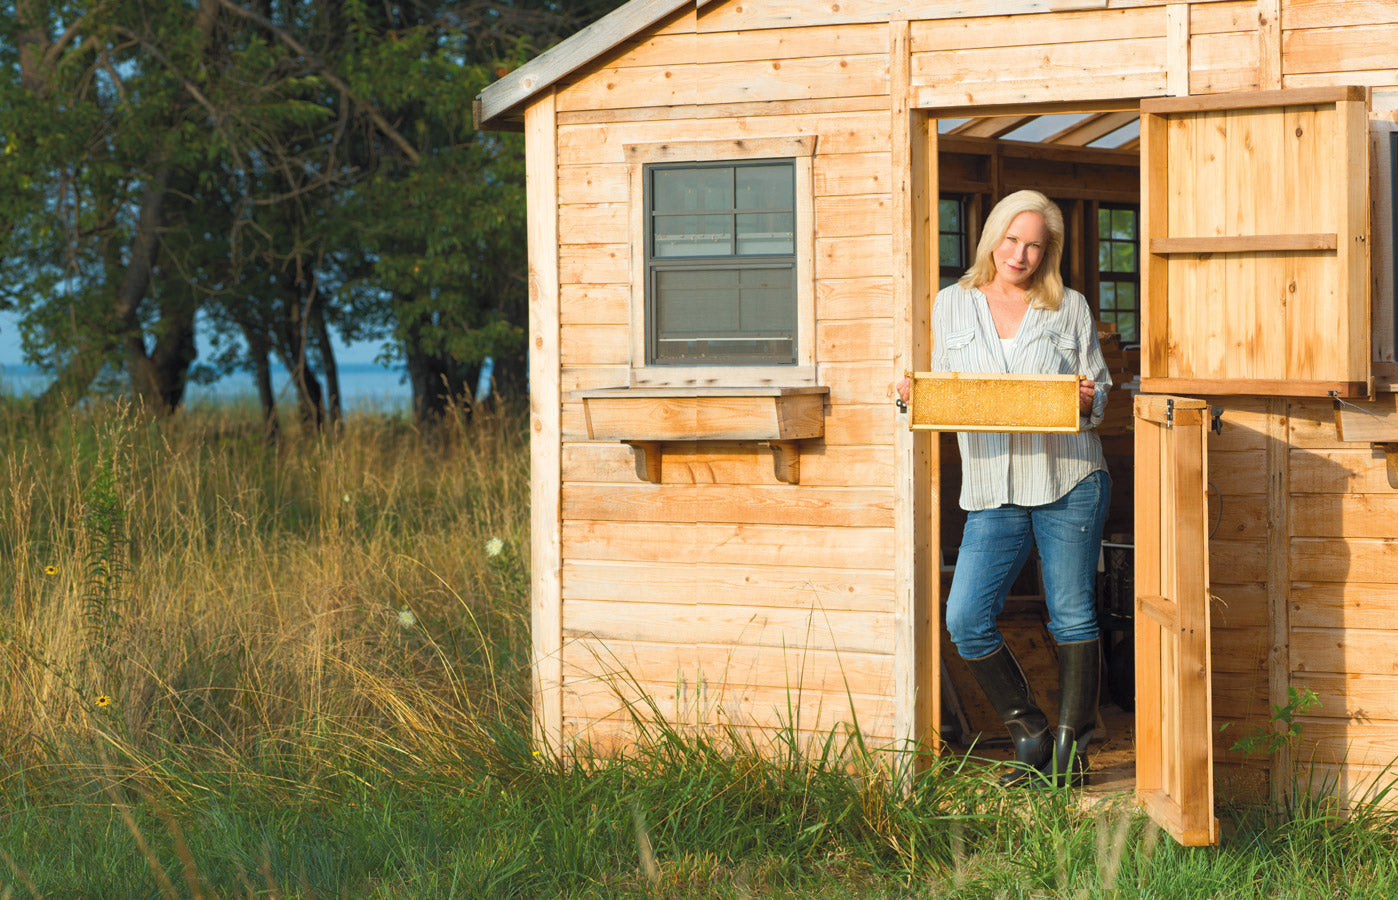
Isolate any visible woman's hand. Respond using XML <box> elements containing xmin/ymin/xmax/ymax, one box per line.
<box><xmin>1079</xmin><ymin>378</ymin><xmax>1096</xmax><ymax>414</ymax></box>
<box><xmin>896</xmin><ymin>376</ymin><xmax>912</xmax><ymax>405</ymax></box>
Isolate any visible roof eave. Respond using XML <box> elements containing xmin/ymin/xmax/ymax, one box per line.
<box><xmin>474</xmin><ymin>0</ymin><xmax>692</xmax><ymax>131</ymax></box>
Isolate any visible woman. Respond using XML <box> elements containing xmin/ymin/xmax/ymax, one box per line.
<box><xmin>898</xmin><ymin>190</ymin><xmax>1111</xmax><ymax>786</ymax></box>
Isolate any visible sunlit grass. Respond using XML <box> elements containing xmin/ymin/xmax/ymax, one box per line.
<box><xmin>1</xmin><ymin>396</ymin><xmax>1396</xmax><ymax>898</ymax></box>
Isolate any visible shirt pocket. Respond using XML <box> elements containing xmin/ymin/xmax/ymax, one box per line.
<box><xmin>941</xmin><ymin>327</ymin><xmax>978</xmax><ymax>368</ymax></box>
<box><xmin>1043</xmin><ymin>328</ymin><xmax>1079</xmax><ymax>373</ymax></box>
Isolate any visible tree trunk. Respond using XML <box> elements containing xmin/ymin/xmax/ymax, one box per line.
<box><xmin>310</xmin><ymin>296</ymin><xmax>341</xmax><ymax>425</ymax></box>
<box><xmin>241</xmin><ymin>319</ymin><xmax>280</xmax><ymax>443</ymax></box>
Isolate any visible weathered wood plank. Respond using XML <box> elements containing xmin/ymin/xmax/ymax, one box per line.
<box><xmin>1291</xmin><ymin>538</ymin><xmax>1398</xmax><ymax>583</ymax></box>
<box><xmin>818</xmin><ymin>363</ymin><xmax>901</xmax><ymax>402</ymax></box>
<box><xmin>558</xmin><ymin>202</ymin><xmax>629</xmax><ymax>244</ymax></box>
<box><xmin>1210</xmin><ymin>539</ymin><xmax>1268</xmax><ymax>584</ymax></box>
<box><xmin>817</xmin><ymin>235</ymin><xmax>894</xmax><ymax>280</ymax></box>
<box><xmin>605</xmin><ymin>22</ymin><xmax>890</xmax><ymax>69</ymax></box>
<box><xmin>911</xmin><ymin>5</ymin><xmax>1164</xmax><ymax>52</ymax></box>
<box><xmin>559</xmin><ymin>324</ymin><xmax>629</xmax><ymax>366</ymax></box>
<box><xmin>559</xmin><ymin>284</ymin><xmax>629</xmax><ymax>326</ymax></box>
<box><xmin>1293</xmin><ymin>628</ymin><xmax>1398</xmax><ymax>676</ymax></box>
<box><xmin>1212</xmin><ymin>627</ymin><xmax>1268</xmax><ymax>674</ymax></box>
<box><xmin>562</xmin><ymin>559</ymin><xmax>894</xmax><ymax>612</ymax></box>
<box><xmin>563</xmin><ymin>598</ymin><xmax>895</xmax><ymax>654</ymax></box>
<box><xmin>814</xmin><ymin>152</ymin><xmax>892</xmax><ymax>196</ymax></box>
<box><xmin>558</xmin><ymin>242</ymin><xmax>628</xmax><ymax>285</ymax></box>
<box><xmin>1209</xmin><ymin>583</ymin><xmax>1268</xmax><ymax>629</ymax></box>
<box><xmin>817</xmin><ymin>319</ymin><xmax>896</xmax><ymax>363</ymax></box>
<box><xmin>563</xmin><ymin>482</ymin><xmax>895</xmax><ymax>528</ymax></box>
<box><xmin>558</xmin><ymin>164</ymin><xmax>628</xmax><ymax>205</ymax></box>
<box><xmin>1283</xmin><ymin>23</ymin><xmax>1398</xmax><ymax>76</ymax></box>
<box><xmin>557</xmin><ymin>95</ymin><xmax>891</xmax><ymax>126</ymax></box>
<box><xmin>562</xmin><ymin>637</ymin><xmax>895</xmax><ymax>696</ymax></box>
<box><xmin>1291</xmin><ymin>494</ymin><xmax>1398</xmax><ymax>539</ymax></box>
<box><xmin>815</xmin><ymin>194</ymin><xmax>893</xmax><ymax>239</ymax></box>
<box><xmin>1281</xmin><ymin>0</ymin><xmax>1398</xmax><ymax>30</ymax></box>
<box><xmin>556</xmin><ymin>55</ymin><xmax>890</xmax><ymax>112</ymax></box>
<box><xmin>1290</xmin><ymin>582</ymin><xmax>1398</xmax><ymax>631</ymax></box>
<box><xmin>1292</xmin><ymin>672</ymin><xmax>1398</xmax><ymax>719</ymax></box>
<box><xmin>818</xmin><ymin>277</ymin><xmax>896</xmax><ymax>320</ymax></box>
<box><xmin>563</xmin><ymin>441</ymin><xmax>894</xmax><ymax>487</ymax></box>
<box><xmin>562</xmin><ymin>520</ymin><xmax>897</xmax><ymax>570</ymax></box>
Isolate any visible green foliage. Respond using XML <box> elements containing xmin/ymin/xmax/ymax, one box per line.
<box><xmin>1223</xmin><ymin>685</ymin><xmax>1322</xmax><ymax>759</ymax></box>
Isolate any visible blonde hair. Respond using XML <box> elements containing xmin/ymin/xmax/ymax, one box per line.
<box><xmin>958</xmin><ymin>190</ymin><xmax>1066</xmax><ymax>310</ymax></box>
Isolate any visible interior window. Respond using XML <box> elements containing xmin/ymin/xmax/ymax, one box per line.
<box><xmin>1097</xmin><ymin>204</ymin><xmax>1140</xmax><ymax>344</ymax></box>
<box><xmin>645</xmin><ymin>160</ymin><xmax>796</xmax><ymax>365</ymax></box>
<box><xmin>939</xmin><ymin>195</ymin><xmax>968</xmax><ymax>289</ymax></box>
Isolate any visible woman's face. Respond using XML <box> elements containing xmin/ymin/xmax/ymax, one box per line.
<box><xmin>992</xmin><ymin>211</ymin><xmax>1048</xmax><ymax>288</ymax></box>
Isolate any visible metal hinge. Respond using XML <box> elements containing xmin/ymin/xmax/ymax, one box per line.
<box><xmin>1211</xmin><ymin>406</ymin><xmax>1224</xmax><ymax>435</ymax></box>
<box><xmin>1165</xmin><ymin>398</ymin><xmax>1174</xmax><ymax>427</ymax></box>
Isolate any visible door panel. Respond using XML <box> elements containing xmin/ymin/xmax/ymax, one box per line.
<box><xmin>1134</xmin><ymin>394</ymin><xmax>1218</xmax><ymax>847</ymax></box>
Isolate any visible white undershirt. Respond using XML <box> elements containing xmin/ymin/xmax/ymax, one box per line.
<box><xmin>1000</xmin><ymin>336</ymin><xmax>1015</xmax><ymax>358</ymax></box>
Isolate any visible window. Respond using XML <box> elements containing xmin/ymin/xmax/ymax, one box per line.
<box><xmin>1097</xmin><ymin>204</ymin><xmax>1140</xmax><ymax>343</ymax></box>
<box><xmin>939</xmin><ymin>195</ymin><xmax>968</xmax><ymax>289</ymax></box>
<box><xmin>625</xmin><ymin>137</ymin><xmax>817</xmax><ymax>387</ymax></box>
<box><xmin>645</xmin><ymin>161</ymin><xmax>796</xmax><ymax>365</ymax></box>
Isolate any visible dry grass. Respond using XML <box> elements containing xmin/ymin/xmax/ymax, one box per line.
<box><xmin>0</xmin><ymin>397</ymin><xmax>532</xmax><ymax>804</ymax></box>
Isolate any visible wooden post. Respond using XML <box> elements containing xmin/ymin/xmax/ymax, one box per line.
<box><xmin>526</xmin><ymin>89</ymin><xmax>564</xmax><ymax>756</ymax></box>
<box><xmin>892</xmin><ymin>17</ymin><xmax>940</xmax><ymax>766</ymax></box>
<box><xmin>1265</xmin><ymin>399</ymin><xmax>1292</xmax><ymax>806</ymax></box>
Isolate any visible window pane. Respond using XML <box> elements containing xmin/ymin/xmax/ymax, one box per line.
<box><xmin>1099</xmin><ymin>282</ymin><xmax>1117</xmax><ymax>308</ymax></box>
<box><xmin>654</xmin><ymin>267</ymin><xmax>795</xmax><ymax>363</ymax></box>
<box><xmin>1119</xmin><ymin>314</ymin><xmax>1138</xmax><ymax>343</ymax></box>
<box><xmin>1111</xmin><ymin>208</ymin><xmax>1136</xmax><ymax>240</ymax></box>
<box><xmin>653</xmin><ymin>214</ymin><xmax>732</xmax><ymax>257</ymax></box>
<box><xmin>1111</xmin><ymin>241</ymin><xmax>1136</xmax><ymax>272</ymax></box>
<box><xmin>940</xmin><ymin>234</ymin><xmax>962</xmax><ymax>268</ymax></box>
<box><xmin>735</xmin><ymin>164</ymin><xmax>793</xmax><ymax>210</ymax></box>
<box><xmin>940</xmin><ymin>198</ymin><xmax>961</xmax><ymax>230</ymax></box>
<box><xmin>1098</xmin><ymin>241</ymin><xmax>1111</xmax><ymax>271</ymax></box>
<box><xmin>1098</xmin><ymin>207</ymin><xmax>1111</xmax><ymax>233</ymax></box>
<box><xmin>1116</xmin><ymin>282</ymin><xmax>1136</xmax><ymax>309</ymax></box>
<box><xmin>654</xmin><ymin>168</ymin><xmax>731</xmax><ymax>212</ymax></box>
<box><xmin>736</xmin><ymin>211</ymin><xmax>794</xmax><ymax>255</ymax></box>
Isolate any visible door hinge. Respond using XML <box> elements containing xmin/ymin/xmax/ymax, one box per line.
<box><xmin>1165</xmin><ymin>398</ymin><xmax>1174</xmax><ymax>428</ymax></box>
<box><xmin>1211</xmin><ymin>406</ymin><xmax>1224</xmax><ymax>435</ymax></box>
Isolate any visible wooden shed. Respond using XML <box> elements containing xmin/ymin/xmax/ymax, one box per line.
<box><xmin>475</xmin><ymin>0</ymin><xmax>1398</xmax><ymax>846</ymax></box>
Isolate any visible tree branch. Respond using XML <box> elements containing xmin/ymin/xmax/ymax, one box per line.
<box><xmin>215</xmin><ymin>0</ymin><xmax>422</xmax><ymax>166</ymax></box>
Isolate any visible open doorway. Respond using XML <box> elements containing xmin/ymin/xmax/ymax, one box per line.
<box><xmin>929</xmin><ymin>111</ymin><xmax>1142</xmax><ymax>792</ymax></box>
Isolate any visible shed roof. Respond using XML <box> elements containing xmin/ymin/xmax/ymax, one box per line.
<box><xmin>472</xmin><ymin>0</ymin><xmax>1143</xmax><ymax>151</ymax></box>
<box><xmin>474</xmin><ymin>0</ymin><xmax>690</xmax><ymax>129</ymax></box>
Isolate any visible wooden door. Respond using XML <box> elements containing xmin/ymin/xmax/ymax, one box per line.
<box><xmin>1139</xmin><ymin>87</ymin><xmax>1370</xmax><ymax>398</ymax></box>
<box><xmin>1134</xmin><ymin>394</ymin><xmax>1218</xmax><ymax>847</ymax></box>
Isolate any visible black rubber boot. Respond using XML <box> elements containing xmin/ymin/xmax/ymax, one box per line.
<box><xmin>963</xmin><ymin>643</ymin><xmax>1053</xmax><ymax>786</ymax></box>
<box><xmin>1051</xmin><ymin>637</ymin><xmax>1101</xmax><ymax>788</ymax></box>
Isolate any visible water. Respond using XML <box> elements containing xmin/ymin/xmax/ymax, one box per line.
<box><xmin>0</xmin><ymin>362</ymin><xmax>412</xmax><ymax>412</ymax></box>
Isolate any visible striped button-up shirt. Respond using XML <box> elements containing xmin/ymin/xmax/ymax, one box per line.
<box><xmin>931</xmin><ymin>283</ymin><xmax>1110</xmax><ymax>512</ymax></box>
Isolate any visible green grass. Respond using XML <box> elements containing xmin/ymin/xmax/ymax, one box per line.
<box><xmin>1</xmin><ymin>398</ymin><xmax>1396</xmax><ymax>898</ymax></box>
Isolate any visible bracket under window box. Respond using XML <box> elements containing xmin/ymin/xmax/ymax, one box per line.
<box><xmin>574</xmin><ymin>386</ymin><xmax>828</xmax><ymax>484</ymax></box>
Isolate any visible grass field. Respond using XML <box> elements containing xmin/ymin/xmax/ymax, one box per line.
<box><xmin>1</xmin><ymin>398</ymin><xmax>1396</xmax><ymax>898</ymax></box>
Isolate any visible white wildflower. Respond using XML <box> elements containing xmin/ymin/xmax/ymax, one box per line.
<box><xmin>485</xmin><ymin>537</ymin><xmax>504</xmax><ymax>557</ymax></box>
<box><xmin>397</xmin><ymin>608</ymin><xmax>416</xmax><ymax>628</ymax></box>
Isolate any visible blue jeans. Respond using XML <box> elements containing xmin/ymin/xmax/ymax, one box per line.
<box><xmin>945</xmin><ymin>470</ymin><xmax>1110</xmax><ymax>659</ymax></box>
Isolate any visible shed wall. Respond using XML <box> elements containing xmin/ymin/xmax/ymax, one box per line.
<box><xmin>536</xmin><ymin>0</ymin><xmax>1398</xmax><ymax>805</ymax></box>
<box><xmin>552</xmin><ymin>5</ymin><xmax>901</xmax><ymax>750</ymax></box>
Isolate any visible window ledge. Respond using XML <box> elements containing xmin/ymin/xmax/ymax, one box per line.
<box><xmin>573</xmin><ymin>386</ymin><xmax>828</xmax><ymax>484</ymax></box>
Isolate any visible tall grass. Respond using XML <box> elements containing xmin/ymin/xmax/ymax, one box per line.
<box><xmin>1</xmin><ymin>397</ymin><xmax>1396</xmax><ymax>898</ymax></box>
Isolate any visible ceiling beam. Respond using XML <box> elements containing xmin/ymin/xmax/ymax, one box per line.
<box><xmin>1046</xmin><ymin>110</ymin><xmax>1139</xmax><ymax>146</ymax></box>
<box><xmin>950</xmin><ymin>115</ymin><xmax>1037</xmax><ymax>139</ymax></box>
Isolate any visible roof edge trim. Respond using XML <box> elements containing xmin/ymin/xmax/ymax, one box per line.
<box><xmin>476</xmin><ymin>0</ymin><xmax>691</xmax><ymax>129</ymax></box>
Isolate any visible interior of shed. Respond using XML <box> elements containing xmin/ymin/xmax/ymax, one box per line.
<box><xmin>931</xmin><ymin>113</ymin><xmax>1142</xmax><ymax>788</ymax></box>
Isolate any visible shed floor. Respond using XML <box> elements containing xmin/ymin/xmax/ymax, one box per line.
<box><xmin>945</xmin><ymin>699</ymin><xmax>1136</xmax><ymax>799</ymax></box>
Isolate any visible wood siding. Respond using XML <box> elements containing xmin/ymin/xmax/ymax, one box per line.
<box><xmin>553</xmin><ymin>5</ymin><xmax>900</xmax><ymax>747</ymax></box>
<box><xmin>522</xmin><ymin>0</ymin><xmax>1398</xmax><ymax>809</ymax></box>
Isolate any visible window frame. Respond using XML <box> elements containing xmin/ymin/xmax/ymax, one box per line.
<box><xmin>644</xmin><ymin>159</ymin><xmax>798</xmax><ymax>367</ymax></box>
<box><xmin>625</xmin><ymin>137</ymin><xmax>818</xmax><ymax>388</ymax></box>
<box><xmin>1096</xmin><ymin>202</ymin><xmax>1141</xmax><ymax>346</ymax></box>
